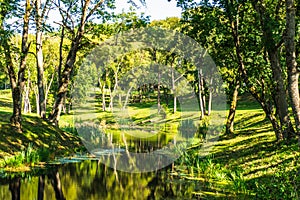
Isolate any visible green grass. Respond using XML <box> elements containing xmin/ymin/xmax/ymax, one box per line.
<box><xmin>0</xmin><ymin>90</ymin><xmax>83</xmax><ymax>171</ymax></box>
<box><xmin>173</xmin><ymin>94</ymin><xmax>300</xmax><ymax>199</ymax></box>
<box><xmin>3</xmin><ymin>87</ymin><xmax>298</xmax><ymax>198</ymax></box>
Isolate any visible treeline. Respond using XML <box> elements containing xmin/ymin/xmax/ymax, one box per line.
<box><xmin>0</xmin><ymin>0</ymin><xmax>148</xmax><ymax>130</ymax></box>
<box><xmin>178</xmin><ymin>0</ymin><xmax>299</xmax><ymax>141</ymax></box>
<box><xmin>0</xmin><ymin>0</ymin><xmax>299</xmax><ymax>144</ymax></box>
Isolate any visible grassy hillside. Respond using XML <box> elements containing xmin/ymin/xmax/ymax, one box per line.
<box><xmin>0</xmin><ymin>90</ymin><xmax>83</xmax><ymax>171</ymax></box>
<box><xmin>174</xmin><ymin>95</ymin><xmax>300</xmax><ymax>199</ymax></box>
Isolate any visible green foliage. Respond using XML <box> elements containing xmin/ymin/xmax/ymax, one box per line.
<box><xmin>171</xmin><ymin>96</ymin><xmax>300</xmax><ymax>198</ymax></box>
<box><xmin>1</xmin><ymin>143</ymin><xmax>51</xmax><ymax>167</ymax></box>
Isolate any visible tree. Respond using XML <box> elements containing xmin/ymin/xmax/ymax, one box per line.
<box><xmin>251</xmin><ymin>0</ymin><xmax>295</xmax><ymax>139</ymax></box>
<box><xmin>0</xmin><ymin>0</ymin><xmax>33</xmax><ymax>131</ymax></box>
<box><xmin>181</xmin><ymin>4</ymin><xmax>241</xmax><ymax>133</ymax></box>
<box><xmin>35</xmin><ymin>0</ymin><xmax>51</xmax><ymax>118</ymax></box>
<box><xmin>285</xmin><ymin>0</ymin><xmax>300</xmax><ymax>137</ymax></box>
<box><xmin>177</xmin><ymin>0</ymin><xmax>297</xmax><ymax>140</ymax></box>
<box><xmin>48</xmin><ymin>0</ymin><xmax>148</xmax><ymax>125</ymax></box>
<box><xmin>48</xmin><ymin>0</ymin><xmax>114</xmax><ymax>125</ymax></box>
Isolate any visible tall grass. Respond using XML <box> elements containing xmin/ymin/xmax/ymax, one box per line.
<box><xmin>1</xmin><ymin>143</ymin><xmax>50</xmax><ymax>168</ymax></box>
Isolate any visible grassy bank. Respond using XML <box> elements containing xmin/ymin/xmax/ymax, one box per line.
<box><xmin>0</xmin><ymin>90</ymin><xmax>83</xmax><ymax>171</ymax></box>
<box><xmin>173</xmin><ymin>95</ymin><xmax>300</xmax><ymax>199</ymax></box>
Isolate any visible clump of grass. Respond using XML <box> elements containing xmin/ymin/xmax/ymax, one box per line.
<box><xmin>61</xmin><ymin>125</ymin><xmax>78</xmax><ymax>135</ymax></box>
<box><xmin>175</xmin><ymin>152</ymin><xmax>250</xmax><ymax>196</ymax></box>
<box><xmin>1</xmin><ymin>143</ymin><xmax>51</xmax><ymax>168</ymax></box>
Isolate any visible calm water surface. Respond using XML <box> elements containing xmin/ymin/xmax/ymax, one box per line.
<box><xmin>0</xmin><ymin>160</ymin><xmax>202</xmax><ymax>200</ymax></box>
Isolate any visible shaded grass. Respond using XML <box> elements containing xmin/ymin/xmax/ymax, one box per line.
<box><xmin>0</xmin><ymin>90</ymin><xmax>83</xmax><ymax>171</ymax></box>
<box><xmin>173</xmin><ymin>95</ymin><xmax>300</xmax><ymax>199</ymax></box>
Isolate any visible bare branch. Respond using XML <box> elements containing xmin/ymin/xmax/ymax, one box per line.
<box><xmin>41</xmin><ymin>0</ymin><xmax>52</xmax><ymax>20</ymax></box>
<box><xmin>53</xmin><ymin>21</ymin><xmax>75</xmax><ymax>35</ymax></box>
<box><xmin>85</xmin><ymin>0</ymin><xmax>104</xmax><ymax>22</ymax></box>
<box><xmin>54</xmin><ymin>0</ymin><xmax>76</xmax><ymax>31</ymax></box>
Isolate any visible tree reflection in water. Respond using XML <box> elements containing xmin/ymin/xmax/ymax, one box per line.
<box><xmin>9</xmin><ymin>178</ymin><xmax>20</xmax><ymax>200</ymax></box>
<box><xmin>0</xmin><ymin>160</ymin><xmax>198</xmax><ymax>199</ymax></box>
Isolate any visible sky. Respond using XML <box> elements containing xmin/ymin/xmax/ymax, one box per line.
<box><xmin>42</xmin><ymin>0</ymin><xmax>182</xmax><ymax>30</ymax></box>
<box><xmin>115</xmin><ymin>0</ymin><xmax>182</xmax><ymax>20</ymax></box>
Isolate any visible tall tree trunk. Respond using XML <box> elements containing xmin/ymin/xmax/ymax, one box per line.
<box><xmin>198</xmin><ymin>69</ymin><xmax>204</xmax><ymax>120</ymax></box>
<box><xmin>253</xmin><ymin>2</ymin><xmax>295</xmax><ymax>139</ymax></box>
<box><xmin>23</xmin><ymin>83</ymin><xmax>31</xmax><ymax>114</ymax></box>
<box><xmin>207</xmin><ymin>76</ymin><xmax>213</xmax><ymax>116</ymax></box>
<box><xmin>201</xmin><ymin>78</ymin><xmax>206</xmax><ymax>115</ymax></box>
<box><xmin>268</xmin><ymin>49</ymin><xmax>294</xmax><ymax>139</ymax></box>
<box><xmin>1</xmin><ymin>0</ymin><xmax>32</xmax><ymax>131</ymax></box>
<box><xmin>102</xmin><ymin>82</ymin><xmax>106</xmax><ymax>111</ymax></box>
<box><xmin>34</xmin><ymin>86</ymin><xmax>40</xmax><ymax>115</ymax></box>
<box><xmin>48</xmin><ymin>43</ymin><xmax>79</xmax><ymax>125</ymax></box>
<box><xmin>171</xmin><ymin>65</ymin><xmax>177</xmax><ymax>113</ymax></box>
<box><xmin>123</xmin><ymin>86</ymin><xmax>133</xmax><ymax>110</ymax></box>
<box><xmin>226</xmin><ymin>79</ymin><xmax>240</xmax><ymax>134</ymax></box>
<box><xmin>285</xmin><ymin>0</ymin><xmax>300</xmax><ymax>137</ymax></box>
<box><xmin>157</xmin><ymin>65</ymin><xmax>161</xmax><ymax>113</ymax></box>
<box><xmin>45</xmin><ymin>72</ymin><xmax>55</xmax><ymax>106</ymax></box>
<box><xmin>36</xmin><ymin>0</ymin><xmax>46</xmax><ymax>118</ymax></box>
<box><xmin>109</xmin><ymin>88</ymin><xmax>113</xmax><ymax>111</ymax></box>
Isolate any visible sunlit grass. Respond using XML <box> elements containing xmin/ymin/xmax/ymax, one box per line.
<box><xmin>0</xmin><ymin>90</ymin><xmax>83</xmax><ymax>171</ymax></box>
<box><xmin>173</xmin><ymin>94</ymin><xmax>300</xmax><ymax>199</ymax></box>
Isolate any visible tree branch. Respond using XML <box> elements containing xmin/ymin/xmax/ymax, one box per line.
<box><xmin>85</xmin><ymin>0</ymin><xmax>105</xmax><ymax>22</ymax></box>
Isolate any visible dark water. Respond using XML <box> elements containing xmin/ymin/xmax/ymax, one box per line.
<box><xmin>0</xmin><ymin>160</ymin><xmax>200</xmax><ymax>200</ymax></box>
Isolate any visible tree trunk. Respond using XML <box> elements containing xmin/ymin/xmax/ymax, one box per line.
<box><xmin>1</xmin><ymin>0</ymin><xmax>32</xmax><ymax>131</ymax></box>
<box><xmin>226</xmin><ymin>79</ymin><xmax>240</xmax><ymax>134</ymax></box>
<box><xmin>48</xmin><ymin>44</ymin><xmax>78</xmax><ymax>125</ymax></box>
<box><xmin>102</xmin><ymin>82</ymin><xmax>106</xmax><ymax>111</ymax></box>
<box><xmin>49</xmin><ymin>171</ymin><xmax>65</xmax><ymax>200</ymax></box>
<box><xmin>34</xmin><ymin>86</ymin><xmax>40</xmax><ymax>115</ymax></box>
<box><xmin>268</xmin><ymin>50</ymin><xmax>294</xmax><ymax>139</ymax></box>
<box><xmin>157</xmin><ymin>65</ymin><xmax>161</xmax><ymax>113</ymax></box>
<box><xmin>23</xmin><ymin>84</ymin><xmax>31</xmax><ymax>114</ymax></box>
<box><xmin>9</xmin><ymin>179</ymin><xmax>21</xmax><ymax>200</ymax></box>
<box><xmin>198</xmin><ymin>69</ymin><xmax>204</xmax><ymax>120</ymax></box>
<box><xmin>36</xmin><ymin>0</ymin><xmax>46</xmax><ymax>118</ymax></box>
<box><xmin>48</xmin><ymin>0</ymin><xmax>104</xmax><ymax>125</ymax></box>
<box><xmin>45</xmin><ymin>71</ymin><xmax>55</xmax><ymax>107</ymax></box>
<box><xmin>285</xmin><ymin>0</ymin><xmax>300</xmax><ymax>137</ymax></box>
<box><xmin>207</xmin><ymin>76</ymin><xmax>213</xmax><ymax>116</ymax></box>
<box><xmin>37</xmin><ymin>175</ymin><xmax>45</xmax><ymax>200</ymax></box>
<box><xmin>109</xmin><ymin>88</ymin><xmax>113</xmax><ymax>111</ymax></box>
<box><xmin>171</xmin><ymin>65</ymin><xmax>177</xmax><ymax>113</ymax></box>
<box><xmin>123</xmin><ymin>86</ymin><xmax>133</xmax><ymax>110</ymax></box>
<box><xmin>201</xmin><ymin>78</ymin><xmax>206</xmax><ymax>115</ymax></box>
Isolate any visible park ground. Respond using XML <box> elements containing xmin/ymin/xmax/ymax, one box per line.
<box><xmin>0</xmin><ymin>89</ymin><xmax>299</xmax><ymax>198</ymax></box>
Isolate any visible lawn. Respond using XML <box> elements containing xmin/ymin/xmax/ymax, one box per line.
<box><xmin>173</xmin><ymin>95</ymin><xmax>300</xmax><ymax>199</ymax></box>
<box><xmin>1</xmin><ymin>88</ymin><xmax>299</xmax><ymax>199</ymax></box>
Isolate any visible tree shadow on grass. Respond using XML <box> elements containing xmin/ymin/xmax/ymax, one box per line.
<box><xmin>234</xmin><ymin>113</ymin><xmax>269</xmax><ymax>131</ymax></box>
<box><xmin>0</xmin><ymin>113</ymin><xmax>82</xmax><ymax>159</ymax></box>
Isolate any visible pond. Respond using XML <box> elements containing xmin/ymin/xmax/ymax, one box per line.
<box><xmin>0</xmin><ymin>160</ymin><xmax>202</xmax><ymax>200</ymax></box>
